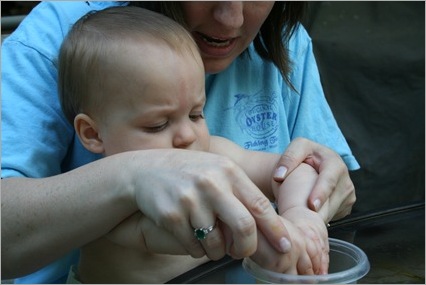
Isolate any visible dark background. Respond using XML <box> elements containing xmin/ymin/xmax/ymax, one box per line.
<box><xmin>2</xmin><ymin>1</ymin><xmax>425</xmax><ymax>216</ymax></box>
<box><xmin>1</xmin><ymin>1</ymin><xmax>39</xmax><ymax>16</ymax></box>
<box><xmin>302</xmin><ymin>1</ymin><xmax>425</xmax><ymax>215</ymax></box>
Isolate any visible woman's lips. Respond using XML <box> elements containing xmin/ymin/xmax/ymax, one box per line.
<box><xmin>193</xmin><ymin>32</ymin><xmax>237</xmax><ymax>58</ymax></box>
<box><xmin>200</xmin><ymin>34</ymin><xmax>231</xmax><ymax>47</ymax></box>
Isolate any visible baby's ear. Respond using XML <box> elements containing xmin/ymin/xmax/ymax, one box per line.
<box><xmin>74</xmin><ymin>113</ymin><xmax>104</xmax><ymax>154</ymax></box>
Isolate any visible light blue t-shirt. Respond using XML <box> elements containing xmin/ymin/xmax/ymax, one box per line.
<box><xmin>204</xmin><ymin>33</ymin><xmax>359</xmax><ymax>169</ymax></box>
<box><xmin>1</xmin><ymin>1</ymin><xmax>359</xmax><ymax>283</ymax></box>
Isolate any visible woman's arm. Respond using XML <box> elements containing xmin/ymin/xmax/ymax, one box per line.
<box><xmin>1</xmin><ymin>153</ymin><xmax>137</xmax><ymax>279</ymax></box>
<box><xmin>2</xmin><ymin>148</ymin><xmax>291</xmax><ymax>279</ymax></box>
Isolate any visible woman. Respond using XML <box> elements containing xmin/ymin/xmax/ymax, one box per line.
<box><xmin>1</xmin><ymin>2</ymin><xmax>358</xmax><ymax>283</ymax></box>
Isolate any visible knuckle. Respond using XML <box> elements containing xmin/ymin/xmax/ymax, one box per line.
<box><xmin>235</xmin><ymin>215</ymin><xmax>256</xmax><ymax>237</ymax></box>
<box><xmin>298</xmin><ymin>261</ymin><xmax>314</xmax><ymax>275</ymax></box>
<box><xmin>280</xmin><ymin>150</ymin><xmax>298</xmax><ymax>165</ymax></box>
<box><xmin>196</xmin><ymin>174</ymin><xmax>215</xmax><ymax>190</ymax></box>
<box><xmin>342</xmin><ymin>179</ymin><xmax>356</xmax><ymax>205</ymax></box>
<box><xmin>161</xmin><ymin>209</ymin><xmax>185</xmax><ymax>228</ymax></box>
<box><xmin>205</xmin><ymin>237</ymin><xmax>225</xmax><ymax>260</ymax></box>
<box><xmin>348</xmin><ymin>191</ymin><xmax>357</xmax><ymax>207</ymax></box>
<box><xmin>337</xmin><ymin>161</ymin><xmax>349</xmax><ymax>175</ymax></box>
<box><xmin>324</xmin><ymin>174</ymin><xmax>339</xmax><ymax>189</ymax></box>
<box><xmin>188</xmin><ymin>239</ymin><xmax>205</xmax><ymax>258</ymax></box>
<box><xmin>194</xmin><ymin>173</ymin><xmax>220</xmax><ymax>198</ymax></box>
<box><xmin>350</xmin><ymin>194</ymin><xmax>357</xmax><ymax>206</ymax></box>
<box><xmin>205</xmin><ymin>233</ymin><xmax>223</xmax><ymax>249</ymax></box>
<box><xmin>217</xmin><ymin>157</ymin><xmax>240</xmax><ymax>176</ymax></box>
<box><xmin>197</xmin><ymin>158</ymin><xmax>234</xmax><ymax>185</ymax></box>
<box><xmin>250</xmin><ymin>195</ymin><xmax>273</xmax><ymax>217</ymax></box>
<box><xmin>179</xmin><ymin>189</ymin><xmax>197</xmax><ymax>209</ymax></box>
<box><xmin>206</xmin><ymin>238</ymin><xmax>225</xmax><ymax>253</ymax></box>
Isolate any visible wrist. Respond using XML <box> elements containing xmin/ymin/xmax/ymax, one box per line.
<box><xmin>107</xmin><ymin>152</ymin><xmax>143</xmax><ymax>212</ymax></box>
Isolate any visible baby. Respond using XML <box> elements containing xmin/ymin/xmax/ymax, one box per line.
<box><xmin>58</xmin><ymin>6</ymin><xmax>329</xmax><ymax>283</ymax></box>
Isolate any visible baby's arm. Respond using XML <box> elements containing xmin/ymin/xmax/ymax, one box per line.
<box><xmin>210</xmin><ymin>136</ymin><xmax>329</xmax><ymax>274</ymax></box>
<box><xmin>104</xmin><ymin>211</ymin><xmax>189</xmax><ymax>255</ymax></box>
<box><xmin>274</xmin><ymin>163</ymin><xmax>329</xmax><ymax>274</ymax></box>
<box><xmin>210</xmin><ymin>136</ymin><xmax>329</xmax><ymax>219</ymax></box>
<box><xmin>250</xmin><ymin>164</ymin><xmax>329</xmax><ymax>275</ymax></box>
<box><xmin>209</xmin><ymin>136</ymin><xmax>279</xmax><ymax>200</ymax></box>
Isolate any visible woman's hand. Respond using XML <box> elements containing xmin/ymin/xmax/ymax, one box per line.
<box><xmin>273</xmin><ymin>137</ymin><xmax>356</xmax><ymax>221</ymax></box>
<box><xmin>250</xmin><ymin>210</ymin><xmax>329</xmax><ymax>275</ymax></box>
<box><xmin>128</xmin><ymin>149</ymin><xmax>292</xmax><ymax>261</ymax></box>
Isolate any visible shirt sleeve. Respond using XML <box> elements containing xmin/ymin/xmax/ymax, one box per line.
<box><xmin>1</xmin><ymin>17</ymin><xmax>72</xmax><ymax>178</ymax></box>
<box><xmin>1</xmin><ymin>2</ymin><xmax>124</xmax><ymax>179</ymax></box>
<box><xmin>286</xmin><ymin>25</ymin><xmax>360</xmax><ymax>170</ymax></box>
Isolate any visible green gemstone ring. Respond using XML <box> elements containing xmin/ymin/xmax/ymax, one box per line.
<box><xmin>194</xmin><ymin>224</ymin><xmax>215</xmax><ymax>240</ymax></box>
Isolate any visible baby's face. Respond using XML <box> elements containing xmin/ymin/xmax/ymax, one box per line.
<box><xmin>97</xmin><ymin>41</ymin><xmax>210</xmax><ymax>156</ymax></box>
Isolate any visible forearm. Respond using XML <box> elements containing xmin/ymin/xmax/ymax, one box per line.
<box><xmin>1</xmin><ymin>153</ymin><xmax>138</xmax><ymax>279</ymax></box>
<box><xmin>273</xmin><ymin>164</ymin><xmax>330</xmax><ymax>275</ymax></box>
<box><xmin>273</xmin><ymin>163</ymin><xmax>318</xmax><ymax>216</ymax></box>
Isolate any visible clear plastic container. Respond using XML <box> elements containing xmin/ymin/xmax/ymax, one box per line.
<box><xmin>242</xmin><ymin>238</ymin><xmax>370</xmax><ymax>284</ymax></box>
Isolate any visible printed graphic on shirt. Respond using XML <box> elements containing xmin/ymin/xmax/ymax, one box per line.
<box><xmin>231</xmin><ymin>91</ymin><xmax>279</xmax><ymax>151</ymax></box>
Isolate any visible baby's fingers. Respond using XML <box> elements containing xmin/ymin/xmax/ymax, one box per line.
<box><xmin>304</xmin><ymin>228</ymin><xmax>324</xmax><ymax>274</ymax></box>
<box><xmin>296</xmin><ymin>250</ymin><xmax>314</xmax><ymax>275</ymax></box>
<box><xmin>320</xmin><ymin>237</ymin><xmax>330</xmax><ymax>274</ymax></box>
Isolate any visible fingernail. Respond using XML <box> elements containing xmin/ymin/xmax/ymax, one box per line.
<box><xmin>274</xmin><ymin>166</ymin><xmax>287</xmax><ymax>179</ymax></box>
<box><xmin>280</xmin><ymin>237</ymin><xmax>291</xmax><ymax>253</ymax></box>
<box><xmin>313</xmin><ymin>199</ymin><xmax>321</xmax><ymax>211</ymax></box>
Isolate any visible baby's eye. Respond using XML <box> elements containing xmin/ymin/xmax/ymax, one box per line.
<box><xmin>143</xmin><ymin>122</ymin><xmax>168</xmax><ymax>133</ymax></box>
<box><xmin>189</xmin><ymin>112</ymin><xmax>205</xmax><ymax>121</ymax></box>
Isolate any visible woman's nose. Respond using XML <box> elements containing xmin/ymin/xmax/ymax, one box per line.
<box><xmin>173</xmin><ymin>121</ymin><xmax>197</xmax><ymax>149</ymax></box>
<box><xmin>213</xmin><ymin>2</ymin><xmax>244</xmax><ymax>29</ymax></box>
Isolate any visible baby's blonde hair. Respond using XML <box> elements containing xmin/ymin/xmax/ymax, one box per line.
<box><xmin>58</xmin><ymin>6</ymin><xmax>200</xmax><ymax>124</ymax></box>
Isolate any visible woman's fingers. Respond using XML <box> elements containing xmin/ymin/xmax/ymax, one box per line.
<box><xmin>133</xmin><ymin>149</ymin><xmax>291</xmax><ymax>260</ymax></box>
<box><xmin>192</xmin><ymin>156</ymin><xmax>291</xmax><ymax>259</ymax></box>
<box><xmin>274</xmin><ymin>137</ymin><xmax>356</xmax><ymax>221</ymax></box>
<box><xmin>273</xmin><ymin>137</ymin><xmax>313</xmax><ymax>182</ymax></box>
<box><xmin>250</xmin><ymin>228</ymin><xmax>296</xmax><ymax>274</ymax></box>
<box><xmin>308</xmin><ymin>154</ymin><xmax>355</xmax><ymax>215</ymax></box>
<box><xmin>209</xmin><ymin>190</ymin><xmax>258</xmax><ymax>259</ymax></box>
<box><xmin>246</xmin><ymin>196</ymin><xmax>292</xmax><ymax>254</ymax></box>
<box><xmin>225</xmin><ymin>160</ymin><xmax>293</xmax><ymax>255</ymax></box>
<box><xmin>189</xmin><ymin>203</ymin><xmax>226</xmax><ymax>260</ymax></box>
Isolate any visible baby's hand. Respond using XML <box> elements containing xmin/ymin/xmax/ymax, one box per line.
<box><xmin>250</xmin><ymin>210</ymin><xmax>328</xmax><ymax>275</ymax></box>
<box><xmin>105</xmin><ymin>211</ymin><xmax>188</xmax><ymax>255</ymax></box>
<box><xmin>282</xmin><ymin>207</ymin><xmax>329</xmax><ymax>275</ymax></box>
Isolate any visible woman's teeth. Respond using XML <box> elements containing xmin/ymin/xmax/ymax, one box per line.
<box><xmin>201</xmin><ymin>35</ymin><xmax>231</xmax><ymax>47</ymax></box>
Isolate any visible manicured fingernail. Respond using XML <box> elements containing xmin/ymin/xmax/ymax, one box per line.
<box><xmin>313</xmin><ymin>199</ymin><xmax>321</xmax><ymax>211</ymax></box>
<box><xmin>274</xmin><ymin>166</ymin><xmax>287</xmax><ymax>179</ymax></box>
<box><xmin>280</xmin><ymin>237</ymin><xmax>291</xmax><ymax>253</ymax></box>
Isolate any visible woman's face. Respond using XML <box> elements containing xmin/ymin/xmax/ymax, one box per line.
<box><xmin>181</xmin><ymin>1</ymin><xmax>275</xmax><ymax>74</ymax></box>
